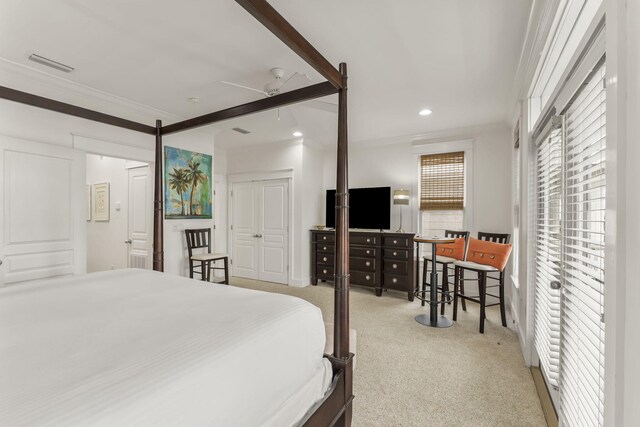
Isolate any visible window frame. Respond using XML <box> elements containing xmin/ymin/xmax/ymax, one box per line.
<box><xmin>411</xmin><ymin>139</ymin><xmax>474</xmax><ymax>236</ymax></box>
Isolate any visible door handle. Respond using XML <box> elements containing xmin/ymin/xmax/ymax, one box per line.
<box><xmin>550</xmin><ymin>280</ymin><xmax>561</xmax><ymax>290</ymax></box>
<box><xmin>253</xmin><ymin>234</ymin><xmax>263</xmax><ymax>238</ymax></box>
<box><xmin>124</xmin><ymin>239</ymin><xmax>132</xmax><ymax>244</ymax></box>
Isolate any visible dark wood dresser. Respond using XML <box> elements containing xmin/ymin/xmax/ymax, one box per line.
<box><xmin>310</xmin><ymin>230</ymin><xmax>415</xmax><ymax>301</ymax></box>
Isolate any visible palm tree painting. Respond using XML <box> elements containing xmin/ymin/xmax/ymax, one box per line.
<box><xmin>164</xmin><ymin>146</ymin><xmax>212</xmax><ymax>219</ymax></box>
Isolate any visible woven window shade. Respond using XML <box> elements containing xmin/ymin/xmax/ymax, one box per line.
<box><xmin>420</xmin><ymin>151</ymin><xmax>465</xmax><ymax>210</ymax></box>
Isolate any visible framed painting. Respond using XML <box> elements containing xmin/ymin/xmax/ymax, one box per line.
<box><xmin>93</xmin><ymin>182</ymin><xmax>110</xmax><ymax>221</ymax></box>
<box><xmin>164</xmin><ymin>146</ymin><xmax>212</xmax><ymax>219</ymax></box>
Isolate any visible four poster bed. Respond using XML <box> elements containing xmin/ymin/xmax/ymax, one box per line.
<box><xmin>0</xmin><ymin>0</ymin><xmax>353</xmax><ymax>426</ymax></box>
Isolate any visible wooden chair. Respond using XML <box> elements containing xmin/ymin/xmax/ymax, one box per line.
<box><xmin>185</xmin><ymin>228</ymin><xmax>229</xmax><ymax>284</ymax></box>
<box><xmin>421</xmin><ymin>230</ymin><xmax>470</xmax><ymax>314</ymax></box>
<box><xmin>452</xmin><ymin>232</ymin><xmax>511</xmax><ymax>333</ymax></box>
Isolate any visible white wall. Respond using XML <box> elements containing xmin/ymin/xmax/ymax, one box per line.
<box><xmin>322</xmin><ymin>125</ymin><xmax>513</xmax><ymax>239</ymax></box>
<box><xmin>0</xmin><ymin>64</ymin><xmax>216</xmax><ymax>277</ymax></box>
<box><xmin>226</xmin><ymin>139</ymin><xmax>324</xmax><ymax>286</ymax></box>
<box><xmin>323</xmin><ymin>141</ymin><xmax>417</xmax><ymax>232</ymax></box>
<box><xmin>86</xmin><ymin>155</ymin><xmax>129</xmax><ymax>272</ymax></box>
<box><xmin>162</xmin><ymin>130</ymin><xmax>215</xmax><ymax>277</ymax></box>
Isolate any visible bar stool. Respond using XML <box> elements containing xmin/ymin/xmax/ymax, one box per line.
<box><xmin>185</xmin><ymin>228</ymin><xmax>229</xmax><ymax>284</ymax></box>
<box><xmin>421</xmin><ymin>230</ymin><xmax>470</xmax><ymax>313</ymax></box>
<box><xmin>452</xmin><ymin>232</ymin><xmax>511</xmax><ymax>333</ymax></box>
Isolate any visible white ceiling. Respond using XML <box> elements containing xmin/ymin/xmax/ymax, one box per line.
<box><xmin>0</xmin><ymin>0</ymin><xmax>532</xmax><ymax>149</ymax></box>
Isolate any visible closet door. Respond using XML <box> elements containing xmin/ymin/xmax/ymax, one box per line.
<box><xmin>0</xmin><ymin>135</ymin><xmax>85</xmax><ymax>285</ymax></box>
<box><xmin>231</xmin><ymin>179</ymin><xmax>289</xmax><ymax>284</ymax></box>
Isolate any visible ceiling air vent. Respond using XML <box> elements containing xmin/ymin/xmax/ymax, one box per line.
<box><xmin>28</xmin><ymin>54</ymin><xmax>74</xmax><ymax>73</ymax></box>
<box><xmin>232</xmin><ymin>127</ymin><xmax>251</xmax><ymax>135</ymax></box>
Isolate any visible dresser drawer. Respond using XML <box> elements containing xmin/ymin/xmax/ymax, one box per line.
<box><xmin>317</xmin><ymin>253</ymin><xmax>333</xmax><ymax>265</ymax></box>
<box><xmin>383</xmin><ymin>236</ymin><xmax>411</xmax><ymax>248</ymax></box>
<box><xmin>351</xmin><ymin>247</ymin><xmax>376</xmax><ymax>257</ymax></box>
<box><xmin>317</xmin><ymin>243</ymin><xmax>334</xmax><ymax>253</ymax></box>
<box><xmin>351</xmin><ymin>271</ymin><xmax>375</xmax><ymax>287</ymax></box>
<box><xmin>351</xmin><ymin>257</ymin><xmax>375</xmax><ymax>271</ymax></box>
<box><xmin>316</xmin><ymin>233</ymin><xmax>335</xmax><ymax>243</ymax></box>
<box><xmin>351</xmin><ymin>234</ymin><xmax>377</xmax><ymax>246</ymax></box>
<box><xmin>317</xmin><ymin>266</ymin><xmax>334</xmax><ymax>279</ymax></box>
<box><xmin>383</xmin><ymin>274</ymin><xmax>408</xmax><ymax>291</ymax></box>
<box><xmin>383</xmin><ymin>248</ymin><xmax>409</xmax><ymax>260</ymax></box>
<box><xmin>383</xmin><ymin>259</ymin><xmax>408</xmax><ymax>274</ymax></box>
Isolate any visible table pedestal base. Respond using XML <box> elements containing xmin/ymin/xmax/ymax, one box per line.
<box><xmin>415</xmin><ymin>314</ymin><xmax>454</xmax><ymax>328</ymax></box>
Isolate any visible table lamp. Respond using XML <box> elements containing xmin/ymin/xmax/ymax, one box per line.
<box><xmin>393</xmin><ymin>189</ymin><xmax>410</xmax><ymax>232</ymax></box>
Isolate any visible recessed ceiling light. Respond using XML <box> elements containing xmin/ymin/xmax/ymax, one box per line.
<box><xmin>419</xmin><ymin>109</ymin><xmax>433</xmax><ymax>116</ymax></box>
<box><xmin>188</xmin><ymin>97</ymin><xmax>201</xmax><ymax>104</ymax></box>
<box><xmin>293</xmin><ymin>131</ymin><xmax>303</xmax><ymax>137</ymax></box>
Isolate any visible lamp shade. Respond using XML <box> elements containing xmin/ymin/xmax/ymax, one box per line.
<box><xmin>393</xmin><ymin>189</ymin><xmax>410</xmax><ymax>205</ymax></box>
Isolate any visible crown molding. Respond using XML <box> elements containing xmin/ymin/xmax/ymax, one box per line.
<box><xmin>505</xmin><ymin>0</ymin><xmax>562</xmax><ymax>124</ymax></box>
<box><xmin>0</xmin><ymin>57</ymin><xmax>219</xmax><ymax>137</ymax></box>
<box><xmin>349</xmin><ymin>122</ymin><xmax>509</xmax><ymax>149</ymax></box>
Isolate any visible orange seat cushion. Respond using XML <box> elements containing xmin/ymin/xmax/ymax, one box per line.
<box><xmin>466</xmin><ymin>237</ymin><xmax>512</xmax><ymax>271</ymax></box>
<box><xmin>435</xmin><ymin>237</ymin><xmax>466</xmax><ymax>260</ymax></box>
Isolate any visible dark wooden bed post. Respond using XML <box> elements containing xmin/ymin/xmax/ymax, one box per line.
<box><xmin>153</xmin><ymin>119</ymin><xmax>164</xmax><ymax>272</ymax></box>
<box><xmin>330</xmin><ymin>62</ymin><xmax>354</xmax><ymax>427</ymax></box>
<box><xmin>334</xmin><ymin>62</ymin><xmax>349</xmax><ymax>360</ymax></box>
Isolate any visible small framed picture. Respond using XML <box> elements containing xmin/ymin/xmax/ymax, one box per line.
<box><xmin>93</xmin><ymin>182</ymin><xmax>110</xmax><ymax>221</ymax></box>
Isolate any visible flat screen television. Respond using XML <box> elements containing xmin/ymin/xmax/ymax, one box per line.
<box><xmin>325</xmin><ymin>186</ymin><xmax>391</xmax><ymax>230</ymax></box>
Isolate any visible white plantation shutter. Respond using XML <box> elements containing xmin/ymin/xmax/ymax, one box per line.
<box><xmin>559</xmin><ymin>62</ymin><xmax>606</xmax><ymax>427</ymax></box>
<box><xmin>534</xmin><ymin>124</ymin><xmax>563</xmax><ymax>387</ymax></box>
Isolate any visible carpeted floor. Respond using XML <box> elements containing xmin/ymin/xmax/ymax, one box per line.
<box><xmin>232</xmin><ymin>278</ymin><xmax>546</xmax><ymax>427</ymax></box>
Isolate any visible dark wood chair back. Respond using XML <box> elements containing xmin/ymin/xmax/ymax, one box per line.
<box><xmin>185</xmin><ymin>228</ymin><xmax>212</xmax><ymax>257</ymax></box>
<box><xmin>444</xmin><ymin>230</ymin><xmax>470</xmax><ymax>239</ymax></box>
<box><xmin>477</xmin><ymin>232</ymin><xmax>511</xmax><ymax>244</ymax></box>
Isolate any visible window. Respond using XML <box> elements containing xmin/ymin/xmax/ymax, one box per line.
<box><xmin>419</xmin><ymin>151</ymin><xmax>465</xmax><ymax>236</ymax></box>
<box><xmin>532</xmin><ymin>61</ymin><xmax>606</xmax><ymax>427</ymax></box>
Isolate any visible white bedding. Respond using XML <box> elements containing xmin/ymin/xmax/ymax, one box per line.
<box><xmin>0</xmin><ymin>269</ymin><xmax>332</xmax><ymax>426</ymax></box>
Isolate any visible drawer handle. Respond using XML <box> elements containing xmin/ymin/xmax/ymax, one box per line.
<box><xmin>365</xmin><ymin>261</ymin><xmax>371</xmax><ymax>267</ymax></box>
<box><xmin>392</xmin><ymin>278</ymin><xmax>398</xmax><ymax>284</ymax></box>
<box><xmin>323</xmin><ymin>236</ymin><xmax>327</xmax><ymax>240</ymax></box>
<box><xmin>393</xmin><ymin>251</ymin><xmax>397</xmax><ymax>256</ymax></box>
<box><xmin>365</xmin><ymin>275</ymin><xmax>371</xmax><ymax>280</ymax></box>
<box><xmin>323</xmin><ymin>257</ymin><xmax>328</xmax><ymax>262</ymax></box>
<box><xmin>366</xmin><ymin>238</ymin><xmax>370</xmax><ymax>243</ymax></box>
<box><xmin>323</xmin><ymin>269</ymin><xmax>328</xmax><ymax>274</ymax></box>
<box><xmin>392</xmin><ymin>263</ymin><xmax>398</xmax><ymax>269</ymax></box>
<box><xmin>366</xmin><ymin>250</ymin><xmax>370</xmax><ymax>254</ymax></box>
<box><xmin>323</xmin><ymin>246</ymin><xmax>328</xmax><ymax>251</ymax></box>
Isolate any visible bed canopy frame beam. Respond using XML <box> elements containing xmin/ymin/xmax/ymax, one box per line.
<box><xmin>161</xmin><ymin>81</ymin><xmax>337</xmax><ymax>135</ymax></box>
<box><xmin>0</xmin><ymin>85</ymin><xmax>156</xmax><ymax>134</ymax></box>
<box><xmin>235</xmin><ymin>0</ymin><xmax>344</xmax><ymax>90</ymax></box>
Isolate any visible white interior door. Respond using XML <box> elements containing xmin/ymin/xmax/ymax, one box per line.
<box><xmin>232</xmin><ymin>182</ymin><xmax>259</xmax><ymax>279</ymax></box>
<box><xmin>0</xmin><ymin>135</ymin><xmax>85</xmax><ymax>286</ymax></box>
<box><xmin>231</xmin><ymin>179</ymin><xmax>289</xmax><ymax>284</ymax></box>
<box><xmin>259</xmin><ymin>180</ymin><xmax>288</xmax><ymax>283</ymax></box>
<box><xmin>127</xmin><ymin>166</ymin><xmax>151</xmax><ymax>269</ymax></box>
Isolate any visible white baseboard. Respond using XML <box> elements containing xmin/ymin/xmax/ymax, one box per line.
<box><xmin>289</xmin><ymin>277</ymin><xmax>311</xmax><ymax>287</ymax></box>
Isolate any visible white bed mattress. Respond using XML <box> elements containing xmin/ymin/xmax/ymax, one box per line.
<box><xmin>0</xmin><ymin>269</ymin><xmax>332</xmax><ymax>426</ymax></box>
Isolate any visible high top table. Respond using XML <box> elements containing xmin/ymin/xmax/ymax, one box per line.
<box><xmin>414</xmin><ymin>236</ymin><xmax>456</xmax><ymax>328</ymax></box>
